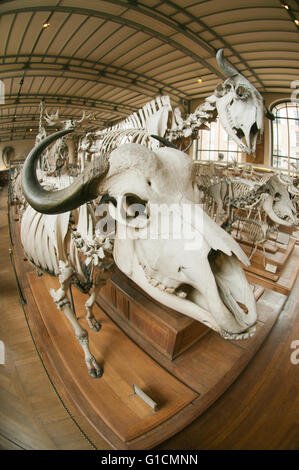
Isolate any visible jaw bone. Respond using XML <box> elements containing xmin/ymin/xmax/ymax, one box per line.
<box><xmin>114</xmin><ymin>204</ymin><xmax>257</xmax><ymax>340</ymax></box>
<box><xmin>128</xmin><ymin>246</ymin><xmax>256</xmax><ymax>340</ymax></box>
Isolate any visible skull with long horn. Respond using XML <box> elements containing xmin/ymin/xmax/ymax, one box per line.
<box><xmin>215</xmin><ymin>49</ymin><xmax>272</xmax><ymax>155</ymax></box>
<box><xmin>22</xmin><ymin>130</ymin><xmax>258</xmax><ymax>343</ymax></box>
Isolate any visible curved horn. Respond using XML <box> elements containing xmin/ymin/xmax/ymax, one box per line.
<box><xmin>151</xmin><ymin>135</ymin><xmax>179</xmax><ymax>149</ymax></box>
<box><xmin>216</xmin><ymin>49</ymin><xmax>238</xmax><ymax>78</ymax></box>
<box><xmin>22</xmin><ymin>129</ymin><xmax>109</xmax><ymax>214</ymax></box>
<box><xmin>264</xmin><ymin>105</ymin><xmax>275</xmax><ymax>121</ymax></box>
<box><xmin>182</xmin><ymin>139</ymin><xmax>193</xmax><ymax>153</ymax></box>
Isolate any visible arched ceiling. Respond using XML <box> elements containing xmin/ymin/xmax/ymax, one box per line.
<box><xmin>0</xmin><ymin>0</ymin><xmax>298</xmax><ymax>141</ymax></box>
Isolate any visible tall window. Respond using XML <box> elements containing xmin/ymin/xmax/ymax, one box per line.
<box><xmin>193</xmin><ymin>118</ymin><xmax>243</xmax><ymax>162</ymax></box>
<box><xmin>271</xmin><ymin>101</ymin><xmax>299</xmax><ymax>170</ymax></box>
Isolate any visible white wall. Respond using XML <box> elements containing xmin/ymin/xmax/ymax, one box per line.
<box><xmin>0</xmin><ymin>139</ymin><xmax>35</xmax><ymax>171</ymax></box>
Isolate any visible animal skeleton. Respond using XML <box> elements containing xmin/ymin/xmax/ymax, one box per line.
<box><xmin>197</xmin><ymin>164</ymin><xmax>298</xmax><ymax>266</ymax></box>
<box><xmin>70</xmin><ymin>49</ymin><xmax>269</xmax><ymax>160</ymax></box>
<box><xmin>44</xmin><ymin>109</ymin><xmax>93</xmax><ymax>130</ymax></box>
<box><xmin>21</xmin><ymin>130</ymin><xmax>259</xmax><ymax>377</ymax></box>
<box><xmin>19</xmin><ymin>49</ymin><xmax>273</xmax><ymax>377</ymax></box>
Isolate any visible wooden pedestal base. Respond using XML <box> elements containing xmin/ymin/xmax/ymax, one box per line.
<box><xmin>21</xmin><ymin>271</ymin><xmax>287</xmax><ymax>449</ymax></box>
<box><xmin>241</xmin><ymin>240</ymin><xmax>299</xmax><ymax>295</ymax></box>
<box><xmin>97</xmin><ymin>269</ymin><xmax>210</xmax><ymax>361</ymax></box>
<box><xmin>9</xmin><ymin>207</ymin><xmax>289</xmax><ymax>450</ymax></box>
<box><xmin>97</xmin><ymin>270</ymin><xmax>264</xmax><ymax>363</ymax></box>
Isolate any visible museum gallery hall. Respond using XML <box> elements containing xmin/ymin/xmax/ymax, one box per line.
<box><xmin>0</xmin><ymin>0</ymin><xmax>298</xmax><ymax>452</ymax></box>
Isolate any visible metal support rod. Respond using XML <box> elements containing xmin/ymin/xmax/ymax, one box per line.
<box><xmin>68</xmin><ymin>284</ymin><xmax>77</xmax><ymax>319</ymax></box>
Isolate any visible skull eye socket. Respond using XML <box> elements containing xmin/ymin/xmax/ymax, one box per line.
<box><xmin>235</xmin><ymin>85</ymin><xmax>250</xmax><ymax>100</ymax></box>
<box><xmin>274</xmin><ymin>192</ymin><xmax>281</xmax><ymax>201</ymax></box>
<box><xmin>225</xmin><ymin>82</ymin><xmax>233</xmax><ymax>92</ymax></box>
<box><xmin>215</xmin><ymin>83</ymin><xmax>225</xmax><ymax>97</ymax></box>
<box><xmin>123</xmin><ymin>193</ymin><xmax>149</xmax><ymax>223</ymax></box>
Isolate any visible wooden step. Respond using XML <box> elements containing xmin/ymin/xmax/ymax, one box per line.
<box><xmin>97</xmin><ymin>270</ymin><xmax>264</xmax><ymax>361</ymax></box>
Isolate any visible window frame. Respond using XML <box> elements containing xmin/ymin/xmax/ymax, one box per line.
<box><xmin>193</xmin><ymin>118</ymin><xmax>243</xmax><ymax>163</ymax></box>
<box><xmin>270</xmin><ymin>100</ymin><xmax>299</xmax><ymax>170</ymax></box>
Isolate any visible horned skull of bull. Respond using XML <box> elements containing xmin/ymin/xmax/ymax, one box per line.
<box><xmin>213</xmin><ymin>49</ymin><xmax>267</xmax><ymax>155</ymax></box>
<box><xmin>22</xmin><ymin>129</ymin><xmax>257</xmax><ymax>345</ymax></box>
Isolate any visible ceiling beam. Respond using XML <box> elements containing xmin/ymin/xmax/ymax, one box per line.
<box><xmin>0</xmin><ymin>53</ymin><xmax>189</xmax><ymax>99</ymax></box>
<box><xmin>0</xmin><ymin>113</ymin><xmax>105</xmax><ymax>126</ymax></box>
<box><xmin>138</xmin><ymin>0</ymin><xmax>266</xmax><ymax>90</ymax></box>
<box><xmin>0</xmin><ymin>5</ymin><xmax>225</xmax><ymax>80</ymax></box>
<box><xmin>0</xmin><ymin>66</ymin><xmax>182</xmax><ymax>101</ymax></box>
<box><xmin>2</xmin><ymin>93</ymin><xmax>138</xmax><ymax>113</ymax></box>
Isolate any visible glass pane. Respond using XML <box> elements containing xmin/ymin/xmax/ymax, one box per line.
<box><xmin>276</xmin><ymin>106</ymin><xmax>288</xmax><ymax>119</ymax></box>
<box><xmin>271</xmin><ymin>101</ymin><xmax>299</xmax><ymax>167</ymax></box>
<box><xmin>288</xmin><ymin>106</ymin><xmax>299</xmax><ymax>120</ymax></box>
<box><xmin>195</xmin><ymin>118</ymin><xmax>243</xmax><ymax>162</ymax></box>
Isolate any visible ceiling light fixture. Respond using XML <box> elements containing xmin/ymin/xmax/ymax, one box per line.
<box><xmin>42</xmin><ymin>22</ymin><xmax>50</xmax><ymax>29</ymax></box>
<box><xmin>295</xmin><ymin>19</ymin><xmax>299</xmax><ymax>25</ymax></box>
<box><xmin>197</xmin><ymin>78</ymin><xmax>203</xmax><ymax>83</ymax></box>
<box><xmin>281</xmin><ymin>3</ymin><xmax>289</xmax><ymax>9</ymax></box>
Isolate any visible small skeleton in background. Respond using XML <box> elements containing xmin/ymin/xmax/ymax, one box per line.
<box><xmin>196</xmin><ymin>165</ymin><xmax>297</xmax><ymax>266</ymax></box>
<box><xmin>232</xmin><ymin>216</ymin><xmax>272</xmax><ymax>266</ymax></box>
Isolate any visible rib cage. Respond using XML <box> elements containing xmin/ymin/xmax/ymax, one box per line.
<box><xmin>233</xmin><ymin>217</ymin><xmax>267</xmax><ymax>245</ymax></box>
<box><xmin>94</xmin><ymin>95</ymin><xmax>173</xmax><ymax>153</ymax></box>
<box><xmin>20</xmin><ymin>203</ymin><xmax>96</xmax><ymax>286</ymax></box>
<box><xmin>96</xmin><ymin>128</ymin><xmax>156</xmax><ymax>153</ymax></box>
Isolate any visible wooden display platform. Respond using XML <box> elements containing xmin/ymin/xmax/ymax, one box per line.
<box><xmin>9</xmin><ymin>206</ymin><xmax>289</xmax><ymax>450</ymax></box>
<box><xmin>27</xmin><ymin>272</ymin><xmax>198</xmax><ymax>445</ymax></box>
<box><xmin>232</xmin><ymin>229</ymin><xmax>279</xmax><ymax>254</ymax></box>
<box><xmin>97</xmin><ymin>269</ymin><xmax>264</xmax><ymax>362</ymax></box>
<box><xmin>241</xmin><ymin>241</ymin><xmax>299</xmax><ymax>296</ymax></box>
<box><xmin>97</xmin><ymin>269</ymin><xmax>210</xmax><ymax>360</ymax></box>
<box><xmin>240</xmin><ymin>238</ymin><xmax>296</xmax><ymax>272</ymax></box>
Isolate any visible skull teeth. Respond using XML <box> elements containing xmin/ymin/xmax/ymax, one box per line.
<box><xmin>221</xmin><ymin>325</ymin><xmax>256</xmax><ymax>340</ymax></box>
<box><xmin>165</xmin><ymin>287</ymin><xmax>175</xmax><ymax>294</ymax></box>
<box><xmin>143</xmin><ymin>267</ymin><xmax>188</xmax><ymax>298</ymax></box>
<box><xmin>145</xmin><ymin>274</ymin><xmax>181</xmax><ymax>296</ymax></box>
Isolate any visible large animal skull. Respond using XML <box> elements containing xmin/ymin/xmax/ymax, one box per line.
<box><xmin>261</xmin><ymin>175</ymin><xmax>297</xmax><ymax>226</ymax></box>
<box><xmin>214</xmin><ymin>50</ymin><xmax>265</xmax><ymax>155</ymax></box>
<box><xmin>22</xmin><ymin>130</ymin><xmax>257</xmax><ymax>340</ymax></box>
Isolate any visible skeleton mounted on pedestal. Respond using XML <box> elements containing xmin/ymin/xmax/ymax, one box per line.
<box><xmin>19</xmin><ymin>50</ymin><xmax>273</xmax><ymax>377</ymax></box>
<box><xmin>197</xmin><ymin>168</ymin><xmax>298</xmax><ymax>265</ymax></box>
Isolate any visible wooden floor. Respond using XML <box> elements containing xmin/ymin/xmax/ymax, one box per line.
<box><xmin>0</xmin><ymin>186</ymin><xmax>298</xmax><ymax>450</ymax></box>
